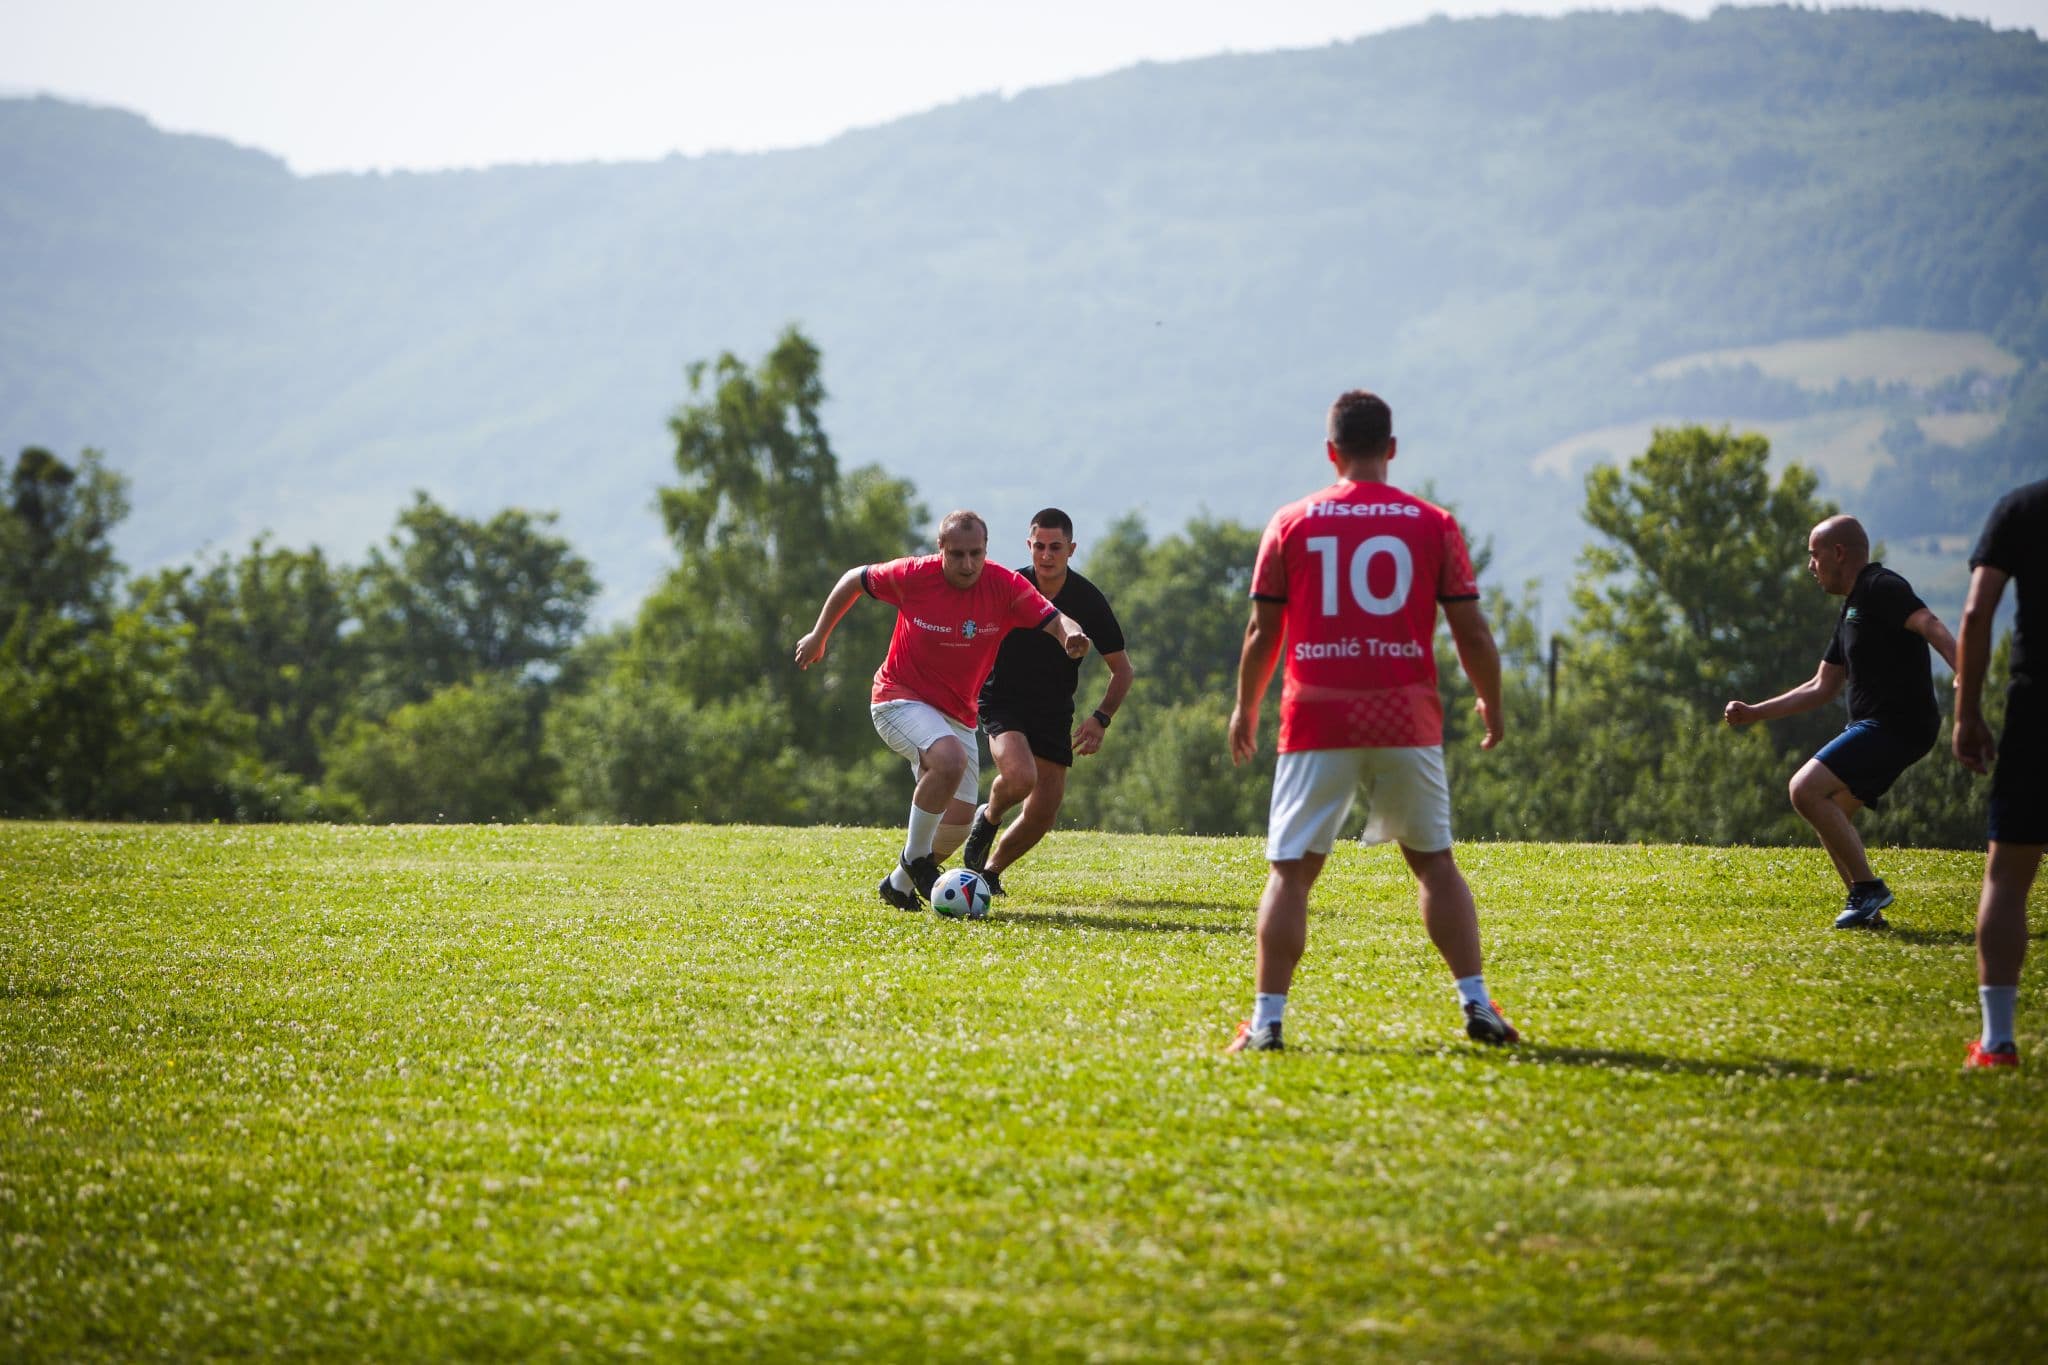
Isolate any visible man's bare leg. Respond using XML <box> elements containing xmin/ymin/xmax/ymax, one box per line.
<box><xmin>1401</xmin><ymin>845</ymin><xmax>1482</xmax><ymax>979</ymax></box>
<box><xmin>887</xmin><ymin>736</ymin><xmax>970</xmax><ymax>898</ymax></box>
<box><xmin>1255</xmin><ymin>856</ymin><xmax>1324</xmax><ymax>995</ymax></box>
<box><xmin>986</xmin><ymin>757</ymin><xmax>1068</xmax><ymax>876</ymax></box>
<box><xmin>1979</xmin><ymin>841</ymin><xmax>2044</xmax><ymax>988</ymax></box>
<box><xmin>1402</xmin><ymin>843</ymin><xmax>1516</xmax><ymax>1042</ymax></box>
<box><xmin>1789</xmin><ymin>759</ymin><xmax>1876</xmax><ymax>886</ymax></box>
<box><xmin>982</xmin><ymin>731</ymin><xmax>1037</xmax><ymax>827</ymax></box>
<box><xmin>1974</xmin><ymin>840</ymin><xmax>2043</xmax><ymax>1057</ymax></box>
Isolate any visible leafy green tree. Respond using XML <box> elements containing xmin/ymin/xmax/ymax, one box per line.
<box><xmin>1570</xmin><ymin>426</ymin><xmax>1839</xmax><ymax>726</ymax></box>
<box><xmin>1448</xmin><ymin>427</ymin><xmax>1845</xmax><ymax>844</ymax></box>
<box><xmin>0</xmin><ymin>593</ymin><xmax>257</xmax><ymax>819</ymax></box>
<box><xmin>323</xmin><ymin>675</ymin><xmax>554</xmax><ymax>822</ymax></box>
<box><xmin>0</xmin><ymin>447</ymin><xmax>128</xmax><ymax>626</ymax></box>
<box><xmin>352</xmin><ymin>493</ymin><xmax>599</xmax><ymax>714</ymax></box>
<box><xmin>557</xmin><ymin>329</ymin><xmax>926</xmax><ymax>825</ymax></box>
<box><xmin>0</xmin><ymin>451</ymin><xmax>311</xmax><ymax>820</ymax></box>
<box><xmin>635</xmin><ymin>326</ymin><xmax>923</xmax><ymax>757</ymax></box>
<box><xmin>144</xmin><ymin>536</ymin><xmax>354</xmax><ymax>780</ymax></box>
<box><xmin>547</xmin><ymin>676</ymin><xmax>806</xmax><ymax>825</ymax></box>
<box><xmin>1067</xmin><ymin>696</ymin><xmax>1273</xmax><ymax>837</ymax></box>
<box><xmin>1073</xmin><ymin>514</ymin><xmax>1258</xmax><ymax>711</ymax></box>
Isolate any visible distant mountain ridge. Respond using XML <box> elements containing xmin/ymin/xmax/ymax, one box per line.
<box><xmin>2</xmin><ymin>6</ymin><xmax>2044</xmax><ymax>617</ymax></box>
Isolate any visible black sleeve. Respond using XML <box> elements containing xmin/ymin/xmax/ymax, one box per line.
<box><xmin>1080</xmin><ymin>583</ymin><xmax>1126</xmax><ymax>656</ymax></box>
<box><xmin>1971</xmin><ymin>490</ymin><xmax>2023</xmax><ymax>574</ymax></box>
<box><xmin>1823</xmin><ymin>628</ymin><xmax>1845</xmax><ymax>667</ymax></box>
<box><xmin>1872</xmin><ymin>571</ymin><xmax>1926</xmax><ymax>628</ymax></box>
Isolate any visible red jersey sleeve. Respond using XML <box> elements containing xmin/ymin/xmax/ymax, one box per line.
<box><xmin>863</xmin><ymin>557</ymin><xmax>916</xmax><ymax>606</ymax></box>
<box><xmin>1437</xmin><ymin>518</ymin><xmax>1479</xmax><ymax>601</ymax></box>
<box><xmin>993</xmin><ymin>563</ymin><xmax>1058</xmax><ymax>630</ymax></box>
<box><xmin>1251</xmin><ymin>509</ymin><xmax>1291</xmax><ymax>600</ymax></box>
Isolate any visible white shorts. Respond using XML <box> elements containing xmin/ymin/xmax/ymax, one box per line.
<box><xmin>1266</xmin><ymin>746</ymin><xmax>1453</xmax><ymax>861</ymax></box>
<box><xmin>870</xmin><ymin>700</ymin><xmax>979</xmax><ymax>804</ymax></box>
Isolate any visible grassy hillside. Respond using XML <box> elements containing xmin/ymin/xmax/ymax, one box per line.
<box><xmin>3</xmin><ymin>823</ymin><xmax>2041</xmax><ymax>1358</ymax></box>
<box><xmin>2</xmin><ymin>8</ymin><xmax>2045</xmax><ymax>616</ymax></box>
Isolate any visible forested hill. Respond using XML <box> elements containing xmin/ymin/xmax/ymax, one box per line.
<box><xmin>3</xmin><ymin>6</ymin><xmax>2045</xmax><ymax>615</ymax></box>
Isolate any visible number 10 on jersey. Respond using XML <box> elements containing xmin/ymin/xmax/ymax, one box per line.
<box><xmin>1306</xmin><ymin>535</ymin><xmax>1413</xmax><ymax>616</ymax></box>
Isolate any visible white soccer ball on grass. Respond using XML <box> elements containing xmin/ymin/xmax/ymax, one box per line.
<box><xmin>930</xmin><ymin>868</ymin><xmax>991</xmax><ymax>919</ymax></box>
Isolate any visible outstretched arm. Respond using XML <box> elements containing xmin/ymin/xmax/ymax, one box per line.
<box><xmin>1041</xmin><ymin>610</ymin><xmax>1091</xmax><ymax>660</ymax></box>
<box><xmin>1953</xmin><ymin>565</ymin><xmax>2009</xmax><ymax>774</ymax></box>
<box><xmin>1443</xmin><ymin>599</ymin><xmax>1503</xmax><ymax>750</ymax></box>
<box><xmin>794</xmin><ymin>567</ymin><xmax>867</xmax><ymax>669</ymax></box>
<box><xmin>1725</xmin><ymin>661</ymin><xmax>1844</xmax><ymax>725</ymax></box>
<box><xmin>1229</xmin><ymin>600</ymin><xmax>1286</xmax><ymax>765</ymax></box>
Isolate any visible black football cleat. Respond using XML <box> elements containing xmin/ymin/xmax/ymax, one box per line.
<box><xmin>960</xmin><ymin>809</ymin><xmax>999</xmax><ymax>873</ymax></box>
<box><xmin>901</xmin><ymin>852</ymin><xmax>943</xmax><ymax>898</ymax></box>
<box><xmin>878</xmin><ymin>876</ymin><xmax>923</xmax><ymax>913</ymax></box>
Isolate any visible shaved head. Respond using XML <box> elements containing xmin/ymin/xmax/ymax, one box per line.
<box><xmin>1806</xmin><ymin>514</ymin><xmax>1869</xmax><ymax>595</ymax></box>
<box><xmin>1810</xmin><ymin>515</ymin><xmax>1868</xmax><ymax>559</ymax></box>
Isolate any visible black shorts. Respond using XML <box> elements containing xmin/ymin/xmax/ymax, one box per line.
<box><xmin>1812</xmin><ymin>717</ymin><xmax>1935</xmax><ymax>809</ymax></box>
<box><xmin>982</xmin><ymin>703</ymin><xmax>1074</xmax><ymax>768</ymax></box>
<box><xmin>1990</xmin><ymin>682</ymin><xmax>2048</xmax><ymax>845</ymax></box>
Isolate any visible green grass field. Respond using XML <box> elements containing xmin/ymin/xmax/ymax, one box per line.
<box><xmin>3</xmin><ymin>823</ymin><xmax>2042</xmax><ymax>1360</ymax></box>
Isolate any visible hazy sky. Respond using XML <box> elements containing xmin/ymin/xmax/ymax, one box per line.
<box><xmin>4</xmin><ymin>1</ymin><xmax>2044</xmax><ymax>174</ymax></box>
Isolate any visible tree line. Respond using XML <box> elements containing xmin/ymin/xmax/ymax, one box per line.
<box><xmin>2</xmin><ymin>328</ymin><xmax>2005</xmax><ymax>844</ymax></box>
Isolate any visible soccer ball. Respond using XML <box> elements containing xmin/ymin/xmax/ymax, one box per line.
<box><xmin>930</xmin><ymin>867</ymin><xmax>991</xmax><ymax>919</ymax></box>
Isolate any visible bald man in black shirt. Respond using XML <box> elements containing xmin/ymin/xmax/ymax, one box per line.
<box><xmin>1726</xmin><ymin>515</ymin><xmax>1957</xmax><ymax>929</ymax></box>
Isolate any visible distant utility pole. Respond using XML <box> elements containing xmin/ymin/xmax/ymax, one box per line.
<box><xmin>1547</xmin><ymin>635</ymin><xmax>1568</xmax><ymax>714</ymax></box>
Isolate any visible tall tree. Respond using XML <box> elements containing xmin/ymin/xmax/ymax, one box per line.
<box><xmin>1077</xmin><ymin>514</ymin><xmax>1258</xmax><ymax>711</ymax></box>
<box><xmin>0</xmin><ymin>447</ymin><xmax>129</xmax><ymax>626</ymax></box>
<box><xmin>1569</xmin><ymin>425</ymin><xmax>1839</xmax><ymax>730</ymax></box>
<box><xmin>637</xmin><ymin>325</ymin><xmax>922</xmax><ymax>756</ymax></box>
<box><xmin>352</xmin><ymin>493</ymin><xmax>599</xmax><ymax>713</ymax></box>
<box><xmin>145</xmin><ymin>536</ymin><xmax>354</xmax><ymax>780</ymax></box>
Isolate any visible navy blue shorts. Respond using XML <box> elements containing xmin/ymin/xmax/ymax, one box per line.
<box><xmin>983</xmin><ymin>704</ymin><xmax>1074</xmax><ymax>768</ymax></box>
<box><xmin>1990</xmin><ymin>684</ymin><xmax>2047</xmax><ymax>845</ymax></box>
<box><xmin>1813</xmin><ymin>718</ymin><xmax>1935</xmax><ymax>809</ymax></box>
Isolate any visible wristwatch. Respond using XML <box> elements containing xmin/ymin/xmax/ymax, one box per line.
<box><xmin>1092</xmin><ymin>709</ymin><xmax>1113</xmax><ymax>728</ymax></box>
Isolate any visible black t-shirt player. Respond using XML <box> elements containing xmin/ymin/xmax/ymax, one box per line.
<box><xmin>1823</xmin><ymin>562</ymin><xmax>1939</xmax><ymax>741</ymax></box>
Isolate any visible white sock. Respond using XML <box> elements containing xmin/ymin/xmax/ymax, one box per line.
<box><xmin>889</xmin><ymin>864</ymin><xmax>916</xmax><ymax>894</ymax></box>
<box><xmin>1454</xmin><ymin>974</ymin><xmax>1489</xmax><ymax>1008</ymax></box>
<box><xmin>1981</xmin><ymin>985</ymin><xmax>2018</xmax><ymax>1048</ymax></box>
<box><xmin>1252</xmin><ymin>993</ymin><xmax>1286</xmax><ymax>1029</ymax></box>
<box><xmin>903</xmin><ymin>803</ymin><xmax>942</xmax><ymax>861</ymax></box>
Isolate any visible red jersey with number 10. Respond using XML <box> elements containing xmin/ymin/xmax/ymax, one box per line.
<box><xmin>1251</xmin><ymin>479</ymin><xmax>1479</xmax><ymax>752</ymax></box>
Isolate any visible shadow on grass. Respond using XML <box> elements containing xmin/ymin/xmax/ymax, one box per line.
<box><xmin>0</xmin><ymin>980</ymin><xmax>72</xmax><ymax>1001</ymax></box>
<box><xmin>997</xmin><ymin>907</ymin><xmax>1250</xmax><ymax>935</ymax></box>
<box><xmin>1508</xmin><ymin>1043</ymin><xmax>1869</xmax><ymax>1083</ymax></box>
<box><xmin>1307</xmin><ymin>1041</ymin><xmax>1867</xmax><ymax>1081</ymax></box>
<box><xmin>1881</xmin><ymin>925</ymin><xmax>1977</xmax><ymax>947</ymax></box>
<box><xmin>1007</xmin><ymin>889</ymin><xmax>1244</xmax><ymax>914</ymax></box>
<box><xmin>1877</xmin><ymin>926</ymin><xmax>2045</xmax><ymax>947</ymax></box>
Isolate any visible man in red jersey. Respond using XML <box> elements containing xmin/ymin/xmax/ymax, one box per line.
<box><xmin>796</xmin><ymin>509</ymin><xmax>1091</xmax><ymax>911</ymax></box>
<box><xmin>1225</xmin><ymin>390</ymin><xmax>1513</xmax><ymax>1053</ymax></box>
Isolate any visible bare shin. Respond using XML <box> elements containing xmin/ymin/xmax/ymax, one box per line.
<box><xmin>1402</xmin><ymin>845</ymin><xmax>1484</xmax><ymax>980</ymax></box>
<box><xmin>1255</xmin><ymin>858</ymin><xmax>1322</xmax><ymax>995</ymax></box>
<box><xmin>1978</xmin><ymin>841</ymin><xmax>2044</xmax><ymax>988</ymax></box>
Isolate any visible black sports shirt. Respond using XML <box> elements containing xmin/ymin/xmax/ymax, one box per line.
<box><xmin>979</xmin><ymin>567</ymin><xmax>1127</xmax><ymax>717</ymax></box>
<box><xmin>1823</xmin><ymin>562</ymin><xmax>1937</xmax><ymax>736</ymax></box>
<box><xmin>1970</xmin><ymin>477</ymin><xmax>2048</xmax><ymax>689</ymax></box>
